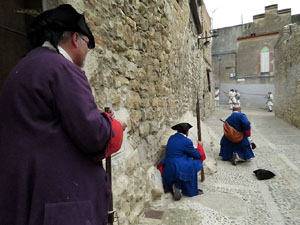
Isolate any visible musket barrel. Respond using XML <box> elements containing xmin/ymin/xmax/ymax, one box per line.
<box><xmin>104</xmin><ymin>107</ymin><xmax>114</xmax><ymax>225</ymax></box>
<box><xmin>196</xmin><ymin>96</ymin><xmax>202</xmax><ymax>141</ymax></box>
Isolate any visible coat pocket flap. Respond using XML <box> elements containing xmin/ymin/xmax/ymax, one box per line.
<box><xmin>44</xmin><ymin>200</ymin><xmax>93</xmax><ymax>225</ymax></box>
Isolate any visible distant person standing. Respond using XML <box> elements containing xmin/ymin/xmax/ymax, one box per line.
<box><xmin>235</xmin><ymin>89</ymin><xmax>241</xmax><ymax>107</ymax></box>
<box><xmin>228</xmin><ymin>89</ymin><xmax>236</xmax><ymax>110</ymax></box>
<box><xmin>266</xmin><ymin>92</ymin><xmax>274</xmax><ymax>112</ymax></box>
<box><xmin>215</xmin><ymin>87</ymin><xmax>220</xmax><ymax>107</ymax></box>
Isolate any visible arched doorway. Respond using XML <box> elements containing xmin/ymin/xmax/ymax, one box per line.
<box><xmin>260</xmin><ymin>46</ymin><xmax>270</xmax><ymax>75</ymax></box>
<box><xmin>0</xmin><ymin>0</ymin><xmax>42</xmax><ymax>94</ymax></box>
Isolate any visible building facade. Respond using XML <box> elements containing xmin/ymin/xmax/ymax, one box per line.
<box><xmin>211</xmin><ymin>4</ymin><xmax>300</xmax><ymax>107</ymax></box>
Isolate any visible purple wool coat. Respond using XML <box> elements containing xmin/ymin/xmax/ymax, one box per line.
<box><xmin>0</xmin><ymin>47</ymin><xmax>112</xmax><ymax>225</ymax></box>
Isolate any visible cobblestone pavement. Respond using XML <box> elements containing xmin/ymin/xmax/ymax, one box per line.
<box><xmin>138</xmin><ymin>106</ymin><xmax>300</xmax><ymax>225</ymax></box>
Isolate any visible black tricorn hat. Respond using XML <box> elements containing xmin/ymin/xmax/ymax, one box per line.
<box><xmin>253</xmin><ymin>169</ymin><xmax>275</xmax><ymax>180</ymax></box>
<box><xmin>27</xmin><ymin>4</ymin><xmax>95</xmax><ymax>51</ymax></box>
<box><xmin>171</xmin><ymin>123</ymin><xmax>192</xmax><ymax>134</ymax></box>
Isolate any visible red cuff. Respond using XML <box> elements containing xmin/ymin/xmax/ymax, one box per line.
<box><xmin>105</xmin><ymin>114</ymin><xmax>124</xmax><ymax>158</ymax></box>
<box><xmin>245</xmin><ymin>130</ymin><xmax>251</xmax><ymax>137</ymax></box>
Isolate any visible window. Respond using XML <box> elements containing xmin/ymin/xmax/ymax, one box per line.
<box><xmin>260</xmin><ymin>46</ymin><xmax>270</xmax><ymax>74</ymax></box>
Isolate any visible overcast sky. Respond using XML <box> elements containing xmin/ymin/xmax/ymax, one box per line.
<box><xmin>204</xmin><ymin>0</ymin><xmax>300</xmax><ymax>29</ymax></box>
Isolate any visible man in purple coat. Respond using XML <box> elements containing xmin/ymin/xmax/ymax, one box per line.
<box><xmin>0</xmin><ymin>4</ymin><xmax>125</xmax><ymax>225</ymax></box>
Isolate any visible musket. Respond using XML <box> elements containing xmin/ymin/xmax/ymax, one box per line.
<box><xmin>104</xmin><ymin>107</ymin><xmax>114</xmax><ymax>225</ymax></box>
<box><xmin>196</xmin><ymin>94</ymin><xmax>202</xmax><ymax>142</ymax></box>
<box><xmin>196</xmin><ymin>94</ymin><xmax>205</xmax><ymax>182</ymax></box>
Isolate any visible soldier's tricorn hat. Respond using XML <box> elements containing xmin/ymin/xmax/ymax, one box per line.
<box><xmin>27</xmin><ymin>4</ymin><xmax>95</xmax><ymax>51</ymax></box>
<box><xmin>171</xmin><ymin>123</ymin><xmax>192</xmax><ymax>134</ymax></box>
<box><xmin>253</xmin><ymin>169</ymin><xmax>275</xmax><ymax>180</ymax></box>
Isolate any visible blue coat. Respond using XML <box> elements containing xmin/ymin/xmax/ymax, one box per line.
<box><xmin>219</xmin><ymin>112</ymin><xmax>255</xmax><ymax>160</ymax></box>
<box><xmin>162</xmin><ymin>133</ymin><xmax>203</xmax><ymax>197</ymax></box>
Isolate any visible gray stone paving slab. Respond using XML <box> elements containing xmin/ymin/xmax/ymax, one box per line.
<box><xmin>138</xmin><ymin>107</ymin><xmax>300</xmax><ymax>225</ymax></box>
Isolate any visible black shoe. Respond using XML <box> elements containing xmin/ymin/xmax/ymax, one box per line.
<box><xmin>231</xmin><ymin>152</ymin><xmax>238</xmax><ymax>166</ymax></box>
<box><xmin>198</xmin><ymin>189</ymin><xmax>204</xmax><ymax>195</ymax></box>
<box><xmin>172</xmin><ymin>184</ymin><xmax>182</xmax><ymax>201</ymax></box>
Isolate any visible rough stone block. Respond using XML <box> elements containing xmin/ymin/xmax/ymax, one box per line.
<box><xmin>147</xmin><ymin>166</ymin><xmax>164</xmax><ymax>201</ymax></box>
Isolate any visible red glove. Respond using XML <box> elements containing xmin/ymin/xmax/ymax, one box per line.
<box><xmin>197</xmin><ymin>144</ymin><xmax>206</xmax><ymax>162</ymax></box>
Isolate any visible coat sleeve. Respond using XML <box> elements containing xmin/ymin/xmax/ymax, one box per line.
<box><xmin>240</xmin><ymin>113</ymin><xmax>251</xmax><ymax>132</ymax></box>
<box><xmin>183</xmin><ymin>138</ymin><xmax>202</xmax><ymax>159</ymax></box>
<box><xmin>52</xmin><ymin>63</ymin><xmax>111</xmax><ymax>157</ymax></box>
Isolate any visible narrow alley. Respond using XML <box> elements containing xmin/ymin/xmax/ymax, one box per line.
<box><xmin>139</xmin><ymin>106</ymin><xmax>300</xmax><ymax>225</ymax></box>
<box><xmin>1</xmin><ymin>2</ymin><xmax>300</xmax><ymax>225</ymax></box>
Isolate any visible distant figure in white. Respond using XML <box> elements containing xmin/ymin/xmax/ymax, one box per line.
<box><xmin>215</xmin><ymin>87</ymin><xmax>220</xmax><ymax>107</ymax></box>
<box><xmin>235</xmin><ymin>90</ymin><xmax>241</xmax><ymax>107</ymax></box>
<box><xmin>266</xmin><ymin>91</ymin><xmax>274</xmax><ymax>112</ymax></box>
<box><xmin>228</xmin><ymin>89</ymin><xmax>236</xmax><ymax>110</ymax></box>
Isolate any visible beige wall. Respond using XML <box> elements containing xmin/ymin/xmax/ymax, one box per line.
<box><xmin>212</xmin><ymin>53</ymin><xmax>236</xmax><ymax>84</ymax></box>
<box><xmin>243</xmin><ymin>5</ymin><xmax>291</xmax><ymax>38</ymax></box>
<box><xmin>237</xmin><ymin>34</ymin><xmax>278</xmax><ymax>77</ymax></box>
<box><xmin>275</xmin><ymin>24</ymin><xmax>300</xmax><ymax>128</ymax></box>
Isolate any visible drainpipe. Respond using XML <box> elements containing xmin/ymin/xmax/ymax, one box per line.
<box><xmin>234</xmin><ymin>51</ymin><xmax>237</xmax><ymax>77</ymax></box>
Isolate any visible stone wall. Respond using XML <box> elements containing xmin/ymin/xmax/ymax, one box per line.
<box><xmin>274</xmin><ymin>24</ymin><xmax>300</xmax><ymax>128</ymax></box>
<box><xmin>46</xmin><ymin>0</ymin><xmax>213</xmax><ymax>224</ymax></box>
<box><xmin>200</xmin><ymin>2</ymin><xmax>213</xmax><ymax>118</ymax></box>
